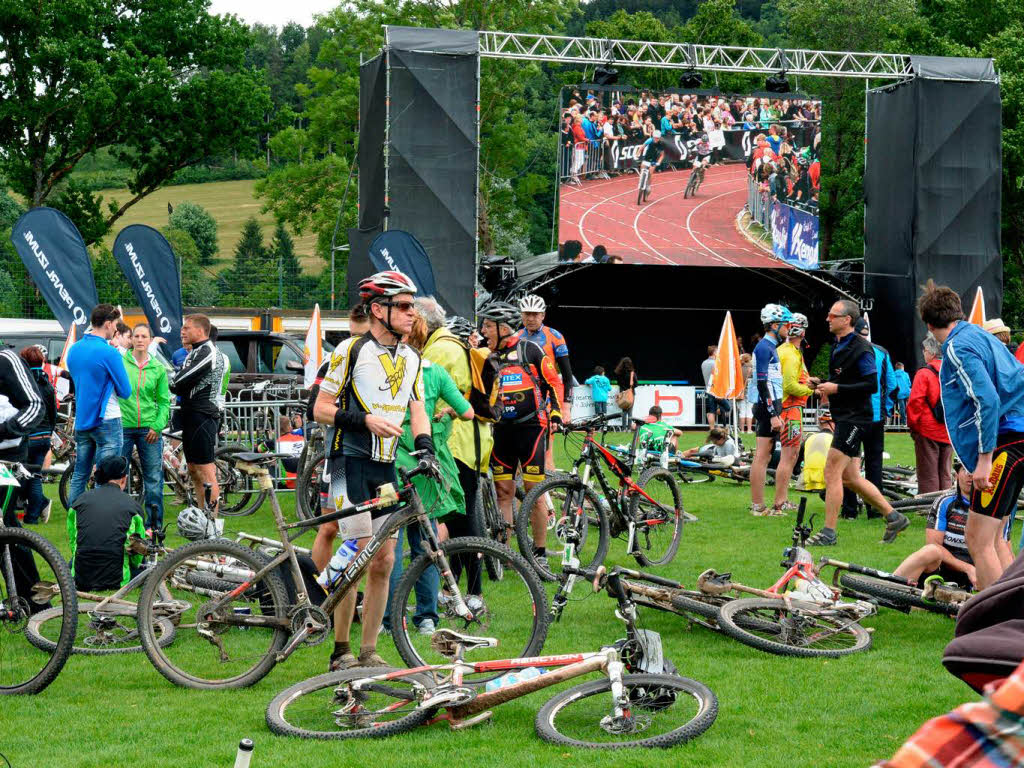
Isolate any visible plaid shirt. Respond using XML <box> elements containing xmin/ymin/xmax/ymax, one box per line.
<box><xmin>876</xmin><ymin>660</ymin><xmax>1024</xmax><ymax>767</ymax></box>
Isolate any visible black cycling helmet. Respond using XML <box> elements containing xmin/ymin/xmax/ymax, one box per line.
<box><xmin>477</xmin><ymin>301</ymin><xmax>520</xmax><ymax>327</ymax></box>
<box><xmin>446</xmin><ymin>315</ymin><xmax>475</xmax><ymax>340</ymax></box>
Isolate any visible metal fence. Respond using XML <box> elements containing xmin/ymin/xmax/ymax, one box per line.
<box><xmin>559</xmin><ymin>140</ymin><xmax>608</xmax><ymax>184</ymax></box>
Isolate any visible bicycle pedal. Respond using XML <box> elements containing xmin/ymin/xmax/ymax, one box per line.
<box><xmin>449</xmin><ymin>711</ymin><xmax>492</xmax><ymax>730</ymax></box>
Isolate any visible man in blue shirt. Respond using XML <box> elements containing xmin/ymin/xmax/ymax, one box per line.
<box><xmin>749</xmin><ymin>303</ymin><xmax>790</xmax><ymax>516</ymax></box>
<box><xmin>918</xmin><ymin>280</ymin><xmax>1024</xmax><ymax>589</ymax></box>
<box><xmin>66</xmin><ymin>304</ymin><xmax>132</xmax><ymax>507</ymax></box>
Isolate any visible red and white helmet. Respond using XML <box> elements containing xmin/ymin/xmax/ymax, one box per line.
<box><xmin>358</xmin><ymin>270</ymin><xmax>418</xmax><ymax>302</ymax></box>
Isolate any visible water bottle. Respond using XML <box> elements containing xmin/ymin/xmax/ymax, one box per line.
<box><xmin>317</xmin><ymin>539</ymin><xmax>359</xmax><ymax>588</ymax></box>
<box><xmin>484</xmin><ymin>667</ymin><xmax>543</xmax><ymax>692</ymax></box>
<box><xmin>233</xmin><ymin>739</ymin><xmax>254</xmax><ymax>768</ymax></box>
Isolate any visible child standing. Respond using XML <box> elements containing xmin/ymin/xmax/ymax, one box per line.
<box><xmin>585</xmin><ymin>365</ymin><xmax>612</xmax><ymax>415</ymax></box>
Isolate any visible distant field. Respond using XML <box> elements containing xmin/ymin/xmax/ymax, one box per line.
<box><xmin>97</xmin><ymin>180</ymin><xmax>321</xmax><ymax>273</ymax></box>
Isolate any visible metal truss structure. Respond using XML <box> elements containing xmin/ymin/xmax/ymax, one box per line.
<box><xmin>478</xmin><ymin>31</ymin><xmax>914</xmax><ymax>80</ymax></box>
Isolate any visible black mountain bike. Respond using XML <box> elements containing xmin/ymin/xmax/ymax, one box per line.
<box><xmin>0</xmin><ymin>461</ymin><xmax>77</xmax><ymax>694</ymax></box>
<box><xmin>137</xmin><ymin>451</ymin><xmax>548</xmax><ymax>689</ymax></box>
<box><xmin>516</xmin><ymin>414</ymin><xmax>683</xmax><ymax>582</ymax></box>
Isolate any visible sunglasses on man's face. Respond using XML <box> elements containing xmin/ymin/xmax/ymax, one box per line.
<box><xmin>826</xmin><ymin>312</ymin><xmax>848</xmax><ymax>320</ymax></box>
<box><xmin>381</xmin><ymin>300</ymin><xmax>416</xmax><ymax>313</ymax></box>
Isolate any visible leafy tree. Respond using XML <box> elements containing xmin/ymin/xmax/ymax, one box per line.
<box><xmin>161</xmin><ymin>227</ymin><xmax>221</xmax><ymax>308</ymax></box>
<box><xmin>168</xmin><ymin>202</ymin><xmax>219</xmax><ymax>265</ymax></box>
<box><xmin>91</xmin><ymin>246</ymin><xmax>135</xmax><ymax>308</ymax></box>
<box><xmin>0</xmin><ymin>0</ymin><xmax>271</xmax><ymax>241</ymax></box>
<box><xmin>220</xmin><ymin>218</ymin><xmax>277</xmax><ymax>306</ymax></box>
<box><xmin>0</xmin><ymin>267</ymin><xmax>19</xmax><ymax>317</ymax></box>
<box><xmin>270</xmin><ymin>223</ymin><xmax>308</xmax><ymax>307</ymax></box>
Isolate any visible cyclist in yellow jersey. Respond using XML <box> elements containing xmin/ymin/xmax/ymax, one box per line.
<box><xmin>774</xmin><ymin>312</ymin><xmax>813</xmax><ymax>514</ymax></box>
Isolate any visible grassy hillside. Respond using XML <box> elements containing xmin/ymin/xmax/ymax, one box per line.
<box><xmin>97</xmin><ymin>180</ymin><xmax>321</xmax><ymax>273</ymax></box>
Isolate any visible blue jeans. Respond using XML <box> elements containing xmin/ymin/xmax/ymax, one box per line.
<box><xmin>21</xmin><ymin>439</ymin><xmax>50</xmax><ymax>523</ymax></box>
<box><xmin>122</xmin><ymin>428</ymin><xmax>164</xmax><ymax>530</ymax></box>
<box><xmin>594</xmin><ymin>401</ymin><xmax>608</xmax><ymax>415</ymax></box>
<box><xmin>70</xmin><ymin>418</ymin><xmax>123</xmax><ymax>507</ymax></box>
<box><xmin>383</xmin><ymin>520</ymin><xmax>439</xmax><ymax>630</ymax></box>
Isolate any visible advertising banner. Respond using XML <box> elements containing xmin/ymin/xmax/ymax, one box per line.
<box><xmin>771</xmin><ymin>203</ymin><xmax>791</xmax><ymax>261</ymax></box>
<box><xmin>571</xmin><ymin>385</ymin><xmax>699</xmax><ymax>427</ymax></box>
<box><xmin>770</xmin><ymin>202</ymin><xmax>819</xmax><ymax>269</ymax></box>
<box><xmin>608</xmin><ymin>129</ymin><xmax>753</xmax><ymax>173</ymax></box>
<box><xmin>10</xmin><ymin>207</ymin><xmax>98</xmax><ymax>333</ymax></box>
<box><xmin>112</xmin><ymin>225</ymin><xmax>184</xmax><ymax>352</ymax></box>
<box><xmin>367</xmin><ymin>229</ymin><xmax>437</xmax><ymax>300</ymax></box>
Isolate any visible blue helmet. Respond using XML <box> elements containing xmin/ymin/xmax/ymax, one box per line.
<box><xmin>760</xmin><ymin>303</ymin><xmax>793</xmax><ymax>325</ymax></box>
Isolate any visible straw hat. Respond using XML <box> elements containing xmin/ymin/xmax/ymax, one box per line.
<box><xmin>983</xmin><ymin>318</ymin><xmax>1011</xmax><ymax>335</ymax></box>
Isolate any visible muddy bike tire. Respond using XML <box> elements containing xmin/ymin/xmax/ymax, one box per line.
<box><xmin>716</xmin><ymin>597</ymin><xmax>871</xmax><ymax>658</ymax></box>
<box><xmin>630</xmin><ymin>468</ymin><xmax>683</xmax><ymax>568</ymax></box>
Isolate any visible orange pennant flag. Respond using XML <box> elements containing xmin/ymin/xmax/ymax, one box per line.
<box><xmin>58</xmin><ymin>325</ymin><xmax>76</xmax><ymax>369</ymax></box>
<box><xmin>709</xmin><ymin>311</ymin><xmax>744</xmax><ymax>400</ymax></box>
<box><xmin>968</xmin><ymin>286</ymin><xmax>986</xmax><ymax>326</ymax></box>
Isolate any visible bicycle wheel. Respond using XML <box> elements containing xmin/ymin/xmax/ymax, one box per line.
<box><xmin>684</xmin><ymin>173</ymin><xmax>696</xmax><ymax>199</ymax></box>
<box><xmin>58</xmin><ymin>463</ymin><xmax>75</xmax><ymax>511</ymax></box>
<box><xmin>643</xmin><ymin>182</ymin><xmax>651</xmax><ymax>202</ymax></box>
<box><xmin>26</xmin><ymin>601</ymin><xmax>176</xmax><ymax>655</ymax></box>
<box><xmin>889</xmin><ymin>495</ymin><xmax>940</xmax><ymax>512</ymax></box>
<box><xmin>536</xmin><ymin>673</ymin><xmax>718</xmax><ymax>749</ymax></box>
<box><xmin>0</xmin><ymin>526</ymin><xmax>77</xmax><ymax>694</ymax></box>
<box><xmin>515</xmin><ymin>476</ymin><xmax>610</xmax><ymax>582</ymax></box>
<box><xmin>630</xmin><ymin>468</ymin><xmax>683</xmax><ymax>568</ymax></box>
<box><xmin>472</xmin><ymin>481</ymin><xmax>505</xmax><ymax>582</ymax></box>
<box><xmin>295</xmin><ymin>450</ymin><xmax>325</xmax><ymax>522</ymax></box>
<box><xmin>390</xmin><ymin>536</ymin><xmax>549</xmax><ymax>677</ymax></box>
<box><xmin>838</xmin><ymin>572</ymin><xmax>960</xmax><ymax>616</ymax></box>
<box><xmin>266</xmin><ymin>666</ymin><xmax>437</xmax><ymax>740</ymax></box>
<box><xmin>637</xmin><ymin>173</ymin><xmax>646</xmax><ymax>205</ymax></box>
<box><xmin>215</xmin><ymin>445</ymin><xmax>268</xmax><ymax>516</ymax></box>
<box><xmin>716</xmin><ymin>598</ymin><xmax>872</xmax><ymax>657</ymax></box>
<box><xmin>667</xmin><ymin>591</ymin><xmax>731</xmax><ymax>631</ymax></box>
<box><xmin>137</xmin><ymin>539</ymin><xmax>291</xmax><ymax>689</ymax></box>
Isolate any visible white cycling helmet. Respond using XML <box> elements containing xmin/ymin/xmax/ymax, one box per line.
<box><xmin>177</xmin><ymin>507</ymin><xmax>217</xmax><ymax>541</ymax></box>
<box><xmin>652</xmin><ymin>130</ymin><xmax>662</xmax><ymax>139</ymax></box>
<box><xmin>518</xmin><ymin>294</ymin><xmax>546</xmax><ymax>313</ymax></box>
<box><xmin>789</xmin><ymin>312</ymin><xmax>809</xmax><ymax>334</ymax></box>
<box><xmin>760</xmin><ymin>303</ymin><xmax>794</xmax><ymax>325</ymax></box>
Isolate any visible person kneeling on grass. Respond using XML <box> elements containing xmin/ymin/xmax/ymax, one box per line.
<box><xmin>67</xmin><ymin>455</ymin><xmax>146</xmax><ymax>592</ymax></box>
<box><xmin>681</xmin><ymin>426</ymin><xmax>741</xmax><ymax>462</ymax></box>
<box><xmin>892</xmin><ymin>470</ymin><xmax>1015</xmax><ymax>591</ymax></box>
<box><xmin>637</xmin><ymin>406</ymin><xmax>683</xmax><ymax>454</ymax></box>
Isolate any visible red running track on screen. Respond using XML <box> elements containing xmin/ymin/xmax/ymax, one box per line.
<box><xmin>558</xmin><ymin>162</ymin><xmax>790</xmax><ymax>268</ymax></box>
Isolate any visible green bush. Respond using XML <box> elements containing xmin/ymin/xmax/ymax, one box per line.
<box><xmin>168</xmin><ymin>202</ymin><xmax>219</xmax><ymax>266</ymax></box>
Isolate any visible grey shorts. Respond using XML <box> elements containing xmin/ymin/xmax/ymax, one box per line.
<box><xmin>321</xmin><ymin>455</ymin><xmax>398</xmax><ymax>540</ymax></box>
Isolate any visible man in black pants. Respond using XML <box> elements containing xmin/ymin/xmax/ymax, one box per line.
<box><xmin>806</xmin><ymin>299</ymin><xmax>909</xmax><ymax>546</ymax></box>
<box><xmin>0</xmin><ymin>342</ymin><xmax>45</xmax><ymax>608</ymax></box>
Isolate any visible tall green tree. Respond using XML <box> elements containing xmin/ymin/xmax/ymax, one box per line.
<box><xmin>0</xmin><ymin>0</ymin><xmax>272</xmax><ymax>241</ymax></box>
<box><xmin>169</xmin><ymin>202</ymin><xmax>220</xmax><ymax>266</ymax></box>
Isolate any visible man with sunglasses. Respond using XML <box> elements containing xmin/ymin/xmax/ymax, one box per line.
<box><xmin>313</xmin><ymin>270</ymin><xmax>432</xmax><ymax>671</ymax></box>
<box><xmin>807</xmin><ymin>299</ymin><xmax>909</xmax><ymax>546</ymax></box>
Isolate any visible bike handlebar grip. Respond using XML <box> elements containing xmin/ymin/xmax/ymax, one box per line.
<box><xmin>796</xmin><ymin>496</ymin><xmax>807</xmax><ymax>525</ymax></box>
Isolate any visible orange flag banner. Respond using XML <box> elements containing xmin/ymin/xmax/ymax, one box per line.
<box><xmin>709</xmin><ymin>311</ymin><xmax>744</xmax><ymax>400</ymax></box>
<box><xmin>968</xmin><ymin>287</ymin><xmax>986</xmax><ymax>326</ymax></box>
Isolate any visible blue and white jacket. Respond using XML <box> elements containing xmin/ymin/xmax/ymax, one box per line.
<box><xmin>940</xmin><ymin>321</ymin><xmax>1024</xmax><ymax>472</ymax></box>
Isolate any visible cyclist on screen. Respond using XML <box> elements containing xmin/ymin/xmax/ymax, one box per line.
<box><xmin>693</xmin><ymin>133</ymin><xmax>712</xmax><ymax>183</ymax></box>
<box><xmin>640</xmin><ymin>130</ymin><xmax>666</xmax><ymax>182</ymax></box>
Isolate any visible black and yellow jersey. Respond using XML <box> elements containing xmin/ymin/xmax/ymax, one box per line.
<box><xmin>320</xmin><ymin>335</ymin><xmax>423</xmax><ymax>462</ymax></box>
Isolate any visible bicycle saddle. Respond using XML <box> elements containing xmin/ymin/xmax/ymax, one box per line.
<box><xmin>232</xmin><ymin>452</ymin><xmax>288</xmax><ymax>465</ymax></box>
<box><xmin>429</xmin><ymin>628</ymin><xmax>499</xmax><ymax>658</ymax></box>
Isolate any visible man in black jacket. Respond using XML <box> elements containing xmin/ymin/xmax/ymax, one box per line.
<box><xmin>806</xmin><ymin>300</ymin><xmax>909</xmax><ymax>546</ymax></box>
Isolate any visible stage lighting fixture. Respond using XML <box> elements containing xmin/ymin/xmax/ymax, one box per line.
<box><xmin>594</xmin><ymin>65</ymin><xmax>619</xmax><ymax>86</ymax></box>
<box><xmin>765</xmin><ymin>73</ymin><xmax>790</xmax><ymax>93</ymax></box>
<box><xmin>678</xmin><ymin>70</ymin><xmax>703</xmax><ymax>89</ymax></box>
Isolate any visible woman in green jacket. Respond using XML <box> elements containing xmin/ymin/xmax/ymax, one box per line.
<box><xmin>386</xmin><ymin>317</ymin><xmax>473</xmax><ymax>634</ymax></box>
<box><xmin>119</xmin><ymin>323</ymin><xmax>171</xmax><ymax>531</ymax></box>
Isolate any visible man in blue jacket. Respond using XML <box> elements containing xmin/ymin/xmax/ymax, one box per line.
<box><xmin>918</xmin><ymin>281</ymin><xmax>1024</xmax><ymax>589</ymax></box>
<box><xmin>66</xmin><ymin>304</ymin><xmax>132</xmax><ymax>507</ymax></box>
<box><xmin>892</xmin><ymin>362</ymin><xmax>912</xmax><ymax>424</ymax></box>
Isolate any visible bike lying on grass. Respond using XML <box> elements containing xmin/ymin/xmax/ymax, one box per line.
<box><xmin>0</xmin><ymin>461</ymin><xmax>77</xmax><ymax>694</ymax></box>
<box><xmin>137</xmin><ymin>451</ymin><xmax>548</xmax><ymax>690</ymax></box>
<box><xmin>266</xmin><ymin>563</ymin><xmax>717</xmax><ymax>748</ymax></box>
<box><xmin>517</xmin><ymin>413</ymin><xmax>684</xmax><ymax>582</ymax></box>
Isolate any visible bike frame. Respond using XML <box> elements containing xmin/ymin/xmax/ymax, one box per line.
<box><xmin>185</xmin><ymin>461</ymin><xmax>471</xmax><ymax>663</ymax></box>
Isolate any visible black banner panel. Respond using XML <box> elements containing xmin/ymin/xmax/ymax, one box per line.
<box><xmin>865</xmin><ymin>74</ymin><xmax>1001</xmax><ymax>367</ymax></box>
<box><xmin>350</xmin><ymin>55</ymin><xmax>387</xmax><ymax>307</ymax></box>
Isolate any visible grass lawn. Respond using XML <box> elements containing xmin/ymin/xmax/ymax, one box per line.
<box><xmin>2</xmin><ymin>431</ymin><xmax>1000</xmax><ymax>768</ymax></box>
<box><xmin>96</xmin><ymin>180</ymin><xmax>320</xmax><ymax>273</ymax></box>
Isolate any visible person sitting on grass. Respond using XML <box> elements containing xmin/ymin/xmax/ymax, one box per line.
<box><xmin>892</xmin><ymin>469</ymin><xmax>1015</xmax><ymax>591</ymax></box>
<box><xmin>67</xmin><ymin>455</ymin><xmax>146</xmax><ymax>592</ymax></box>
<box><xmin>637</xmin><ymin>405</ymin><xmax>683</xmax><ymax>454</ymax></box>
<box><xmin>681</xmin><ymin>426</ymin><xmax>741</xmax><ymax>462</ymax></box>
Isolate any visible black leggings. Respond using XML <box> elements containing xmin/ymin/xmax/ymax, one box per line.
<box><xmin>442</xmin><ymin>460</ymin><xmax>482</xmax><ymax>596</ymax></box>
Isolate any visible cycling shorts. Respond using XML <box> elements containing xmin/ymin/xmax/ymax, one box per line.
<box><xmin>331</xmin><ymin>455</ymin><xmax>399</xmax><ymax>540</ymax></box>
<box><xmin>181</xmin><ymin>411</ymin><xmax>218</xmax><ymax>465</ymax></box>
<box><xmin>831</xmin><ymin>421</ymin><xmax>868</xmax><ymax>459</ymax></box>
<box><xmin>490</xmin><ymin>423</ymin><xmax>546</xmax><ymax>482</ymax></box>
<box><xmin>780</xmin><ymin>405</ymin><xmax>803</xmax><ymax>448</ymax></box>
<box><xmin>752</xmin><ymin>402</ymin><xmax>778</xmax><ymax>439</ymax></box>
<box><xmin>970</xmin><ymin>432</ymin><xmax>1024</xmax><ymax>520</ymax></box>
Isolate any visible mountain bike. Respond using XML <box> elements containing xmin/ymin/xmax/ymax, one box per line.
<box><xmin>0</xmin><ymin>461</ymin><xmax>77</xmax><ymax>694</ymax></box>
<box><xmin>136</xmin><ymin>451</ymin><xmax>548</xmax><ymax>690</ymax></box>
<box><xmin>266</xmin><ymin>573</ymin><xmax>718</xmax><ymax>747</ymax></box>
<box><xmin>516</xmin><ymin>413</ymin><xmax>683</xmax><ymax>582</ymax></box>
<box><xmin>831</xmin><ymin>560</ymin><xmax>969</xmax><ymax>617</ymax></box>
<box><xmin>684</xmin><ymin>157</ymin><xmax>707</xmax><ymax>199</ymax></box>
<box><xmin>26</xmin><ymin>526</ymin><xmax>190</xmax><ymax>655</ymax></box>
<box><xmin>636</xmin><ymin>161</ymin><xmax>653</xmax><ymax>205</ymax></box>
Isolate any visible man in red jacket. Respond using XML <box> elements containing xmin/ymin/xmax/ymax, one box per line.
<box><xmin>907</xmin><ymin>334</ymin><xmax>952</xmax><ymax>494</ymax></box>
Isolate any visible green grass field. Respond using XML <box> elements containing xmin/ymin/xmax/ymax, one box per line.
<box><xmin>2</xmin><ymin>432</ymin><xmax>998</xmax><ymax>768</ymax></box>
<box><xmin>96</xmin><ymin>180</ymin><xmax>320</xmax><ymax>272</ymax></box>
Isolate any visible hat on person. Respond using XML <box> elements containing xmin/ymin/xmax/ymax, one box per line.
<box><xmin>95</xmin><ymin>455</ymin><xmax>130</xmax><ymax>484</ymax></box>
<box><xmin>984</xmin><ymin>318</ymin><xmax>1011</xmax><ymax>336</ymax></box>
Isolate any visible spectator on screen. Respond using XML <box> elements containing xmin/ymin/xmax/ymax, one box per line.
<box><xmin>607</xmin><ymin>255</ymin><xmax>624</xmax><ymax>264</ymax></box>
<box><xmin>581</xmin><ymin>245</ymin><xmax>607</xmax><ymax>264</ymax></box>
<box><xmin>559</xmin><ymin>240</ymin><xmax>583</xmax><ymax>263</ymax></box>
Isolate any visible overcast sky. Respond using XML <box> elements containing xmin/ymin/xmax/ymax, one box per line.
<box><xmin>208</xmin><ymin>0</ymin><xmax>337</xmax><ymax>29</ymax></box>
